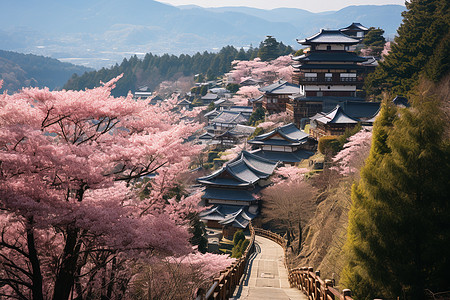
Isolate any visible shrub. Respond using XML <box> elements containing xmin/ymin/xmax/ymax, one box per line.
<box><xmin>318</xmin><ymin>136</ymin><xmax>340</xmax><ymax>155</ymax></box>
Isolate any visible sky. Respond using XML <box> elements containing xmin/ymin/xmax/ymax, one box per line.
<box><xmin>161</xmin><ymin>0</ymin><xmax>405</xmax><ymax>12</ymax></box>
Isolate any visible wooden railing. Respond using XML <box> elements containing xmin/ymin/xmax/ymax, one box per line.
<box><xmin>196</xmin><ymin>224</ymin><xmax>255</xmax><ymax>300</ymax></box>
<box><xmin>197</xmin><ymin>225</ymin><xmax>354</xmax><ymax>300</ymax></box>
<box><xmin>252</xmin><ymin>227</ymin><xmax>354</xmax><ymax>300</ymax></box>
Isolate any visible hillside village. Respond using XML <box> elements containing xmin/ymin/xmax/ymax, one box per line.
<box><xmin>0</xmin><ymin>0</ymin><xmax>448</xmax><ymax>298</ymax></box>
<box><xmin>130</xmin><ymin>23</ymin><xmax>390</xmax><ymax>243</ymax></box>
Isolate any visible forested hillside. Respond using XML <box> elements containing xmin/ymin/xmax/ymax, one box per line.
<box><xmin>63</xmin><ymin>42</ymin><xmax>293</xmax><ymax>97</ymax></box>
<box><xmin>0</xmin><ymin>50</ymin><xmax>92</xmax><ymax>92</ymax></box>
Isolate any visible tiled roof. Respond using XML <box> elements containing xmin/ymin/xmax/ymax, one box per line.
<box><xmin>297</xmin><ymin>29</ymin><xmax>361</xmax><ymax>45</ymax></box>
<box><xmin>250</xmin><ymin>149</ymin><xmax>314</xmax><ymax>163</ymax></box>
<box><xmin>314</xmin><ymin>105</ymin><xmax>359</xmax><ymax>124</ymax></box>
<box><xmin>259</xmin><ymin>80</ymin><xmax>300</xmax><ymax>95</ymax></box>
<box><xmin>211</xmin><ymin>111</ymin><xmax>248</xmax><ymax>124</ymax></box>
<box><xmin>201</xmin><ymin>188</ymin><xmax>256</xmax><ymax>202</ymax></box>
<box><xmin>292</xmin><ymin>51</ymin><xmax>367</xmax><ymax>62</ymax></box>
<box><xmin>200</xmin><ymin>204</ymin><xmax>258</xmax><ymax>228</ymax></box>
<box><xmin>197</xmin><ymin>151</ymin><xmax>279</xmax><ymax>187</ymax></box>
<box><xmin>249</xmin><ymin>123</ymin><xmax>309</xmax><ymax>146</ymax></box>
<box><xmin>201</xmin><ymin>93</ymin><xmax>219</xmax><ymax>100</ymax></box>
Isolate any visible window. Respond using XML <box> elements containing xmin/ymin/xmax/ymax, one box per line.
<box><xmin>325</xmin><ymin>73</ymin><xmax>332</xmax><ymax>82</ymax></box>
<box><xmin>327</xmin><ymin>45</ymin><xmax>331</xmax><ymax>50</ymax></box>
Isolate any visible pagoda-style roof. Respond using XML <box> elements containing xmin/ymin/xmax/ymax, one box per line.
<box><xmin>200</xmin><ymin>204</ymin><xmax>258</xmax><ymax>228</ymax></box>
<box><xmin>239</xmin><ymin>77</ymin><xmax>263</xmax><ymax>86</ymax></box>
<box><xmin>211</xmin><ymin>111</ymin><xmax>248</xmax><ymax>125</ymax></box>
<box><xmin>259</xmin><ymin>80</ymin><xmax>300</xmax><ymax>95</ymax></box>
<box><xmin>197</xmin><ymin>151</ymin><xmax>279</xmax><ymax>187</ymax></box>
<box><xmin>251</xmin><ymin>149</ymin><xmax>314</xmax><ymax>164</ymax></box>
<box><xmin>292</xmin><ymin>63</ymin><xmax>365</xmax><ymax>70</ymax></box>
<box><xmin>248</xmin><ymin>123</ymin><xmax>309</xmax><ymax>147</ymax></box>
<box><xmin>297</xmin><ymin>29</ymin><xmax>361</xmax><ymax>45</ymax></box>
<box><xmin>177</xmin><ymin>99</ymin><xmax>192</xmax><ymax>106</ymax></box>
<box><xmin>340</xmin><ymin>101</ymin><xmax>381</xmax><ymax>119</ymax></box>
<box><xmin>314</xmin><ymin>105</ymin><xmax>359</xmax><ymax>124</ymax></box>
<box><xmin>201</xmin><ymin>188</ymin><xmax>257</xmax><ymax>203</ymax></box>
<box><xmin>340</xmin><ymin>22</ymin><xmax>369</xmax><ymax>33</ymax></box>
<box><xmin>292</xmin><ymin>51</ymin><xmax>367</xmax><ymax>63</ymax></box>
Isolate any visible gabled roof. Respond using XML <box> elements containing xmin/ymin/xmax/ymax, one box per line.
<box><xmin>292</xmin><ymin>51</ymin><xmax>367</xmax><ymax>63</ymax></box>
<box><xmin>314</xmin><ymin>105</ymin><xmax>359</xmax><ymax>124</ymax></box>
<box><xmin>249</xmin><ymin>123</ymin><xmax>309</xmax><ymax>146</ymax></box>
<box><xmin>204</xmin><ymin>108</ymin><xmax>220</xmax><ymax>118</ymax></box>
<box><xmin>229</xmin><ymin>106</ymin><xmax>254</xmax><ymax>115</ymax></box>
<box><xmin>297</xmin><ymin>29</ymin><xmax>361</xmax><ymax>45</ymax></box>
<box><xmin>198</xmin><ymin>132</ymin><xmax>215</xmax><ymax>140</ymax></box>
<box><xmin>211</xmin><ymin>111</ymin><xmax>248</xmax><ymax>125</ymax></box>
<box><xmin>229</xmin><ymin>124</ymin><xmax>256</xmax><ymax>136</ymax></box>
<box><xmin>340</xmin><ymin>22</ymin><xmax>369</xmax><ymax>32</ymax></box>
<box><xmin>214</xmin><ymin>98</ymin><xmax>234</xmax><ymax>106</ymax></box>
<box><xmin>259</xmin><ymin>80</ymin><xmax>300</xmax><ymax>95</ymax></box>
<box><xmin>197</xmin><ymin>151</ymin><xmax>279</xmax><ymax>187</ymax></box>
<box><xmin>240</xmin><ymin>77</ymin><xmax>263</xmax><ymax>85</ymax></box>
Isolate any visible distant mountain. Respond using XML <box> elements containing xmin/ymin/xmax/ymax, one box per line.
<box><xmin>0</xmin><ymin>1</ymin><xmax>405</xmax><ymax>69</ymax></box>
<box><xmin>0</xmin><ymin>50</ymin><xmax>93</xmax><ymax>93</ymax></box>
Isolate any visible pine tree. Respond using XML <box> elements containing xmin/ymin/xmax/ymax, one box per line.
<box><xmin>365</xmin><ymin>0</ymin><xmax>450</xmax><ymax>96</ymax></box>
<box><xmin>341</xmin><ymin>86</ymin><xmax>450</xmax><ymax>299</ymax></box>
<box><xmin>257</xmin><ymin>36</ymin><xmax>280</xmax><ymax>62</ymax></box>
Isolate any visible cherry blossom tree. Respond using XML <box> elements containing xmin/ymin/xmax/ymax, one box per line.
<box><xmin>0</xmin><ymin>77</ymin><xmax>230</xmax><ymax>300</ymax></box>
<box><xmin>229</xmin><ymin>56</ymin><xmax>293</xmax><ymax>84</ymax></box>
<box><xmin>332</xmin><ymin>129</ymin><xmax>373</xmax><ymax>177</ymax></box>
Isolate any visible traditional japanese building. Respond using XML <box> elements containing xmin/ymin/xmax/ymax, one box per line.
<box><xmin>340</xmin><ymin>22</ymin><xmax>369</xmax><ymax>38</ymax></box>
<box><xmin>289</xmin><ymin>27</ymin><xmax>371</xmax><ymax>127</ymax></box>
<box><xmin>259</xmin><ymin>80</ymin><xmax>301</xmax><ymax>114</ymax></box>
<box><xmin>198</xmin><ymin>151</ymin><xmax>279</xmax><ymax>229</ymax></box>
<box><xmin>208</xmin><ymin>111</ymin><xmax>249</xmax><ymax>134</ymax></box>
<box><xmin>248</xmin><ymin>123</ymin><xmax>314</xmax><ymax>165</ymax></box>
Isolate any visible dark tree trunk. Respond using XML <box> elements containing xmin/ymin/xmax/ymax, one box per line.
<box><xmin>26</xmin><ymin>222</ymin><xmax>44</xmax><ymax>300</ymax></box>
<box><xmin>52</xmin><ymin>227</ymin><xmax>80</xmax><ymax>300</ymax></box>
<box><xmin>297</xmin><ymin>221</ymin><xmax>302</xmax><ymax>254</ymax></box>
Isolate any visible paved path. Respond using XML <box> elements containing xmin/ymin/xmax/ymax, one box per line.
<box><xmin>232</xmin><ymin>236</ymin><xmax>307</xmax><ymax>300</ymax></box>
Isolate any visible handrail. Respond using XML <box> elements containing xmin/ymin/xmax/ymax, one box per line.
<box><xmin>197</xmin><ymin>226</ymin><xmax>354</xmax><ymax>300</ymax></box>
<box><xmin>197</xmin><ymin>223</ymin><xmax>256</xmax><ymax>300</ymax></box>
<box><xmin>253</xmin><ymin>227</ymin><xmax>354</xmax><ymax>300</ymax></box>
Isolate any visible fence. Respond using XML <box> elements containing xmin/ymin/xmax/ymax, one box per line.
<box><xmin>196</xmin><ymin>224</ymin><xmax>255</xmax><ymax>300</ymax></box>
<box><xmin>198</xmin><ymin>224</ymin><xmax>354</xmax><ymax>300</ymax></box>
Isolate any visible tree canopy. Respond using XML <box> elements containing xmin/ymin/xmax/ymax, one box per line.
<box><xmin>341</xmin><ymin>84</ymin><xmax>450</xmax><ymax>299</ymax></box>
<box><xmin>365</xmin><ymin>0</ymin><xmax>450</xmax><ymax>96</ymax></box>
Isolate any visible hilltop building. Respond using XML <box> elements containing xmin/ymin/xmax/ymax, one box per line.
<box><xmin>339</xmin><ymin>22</ymin><xmax>369</xmax><ymax>38</ymax></box>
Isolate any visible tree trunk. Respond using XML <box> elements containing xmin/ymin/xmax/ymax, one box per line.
<box><xmin>297</xmin><ymin>221</ymin><xmax>302</xmax><ymax>255</ymax></box>
<box><xmin>52</xmin><ymin>227</ymin><xmax>80</xmax><ymax>300</ymax></box>
<box><xmin>26</xmin><ymin>222</ymin><xmax>44</xmax><ymax>300</ymax></box>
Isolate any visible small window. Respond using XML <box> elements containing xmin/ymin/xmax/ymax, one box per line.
<box><xmin>327</xmin><ymin>45</ymin><xmax>331</xmax><ymax>51</ymax></box>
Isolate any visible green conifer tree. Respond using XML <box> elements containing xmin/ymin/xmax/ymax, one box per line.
<box><xmin>341</xmin><ymin>87</ymin><xmax>450</xmax><ymax>299</ymax></box>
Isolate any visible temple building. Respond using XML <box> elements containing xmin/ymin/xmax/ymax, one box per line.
<box><xmin>198</xmin><ymin>151</ymin><xmax>279</xmax><ymax>230</ymax></box>
<box><xmin>248</xmin><ymin>123</ymin><xmax>314</xmax><ymax>165</ymax></box>
<box><xmin>288</xmin><ymin>27</ymin><xmax>373</xmax><ymax>128</ymax></box>
<box><xmin>339</xmin><ymin>22</ymin><xmax>369</xmax><ymax>38</ymax></box>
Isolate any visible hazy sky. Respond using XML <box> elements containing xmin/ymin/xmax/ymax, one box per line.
<box><xmin>161</xmin><ymin>0</ymin><xmax>405</xmax><ymax>12</ymax></box>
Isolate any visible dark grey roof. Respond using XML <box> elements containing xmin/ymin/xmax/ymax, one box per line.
<box><xmin>249</xmin><ymin>123</ymin><xmax>309</xmax><ymax>146</ymax></box>
<box><xmin>340</xmin><ymin>101</ymin><xmax>381</xmax><ymax>119</ymax></box>
<box><xmin>292</xmin><ymin>51</ymin><xmax>367</xmax><ymax>63</ymax></box>
<box><xmin>297</xmin><ymin>29</ymin><xmax>361</xmax><ymax>45</ymax></box>
<box><xmin>229</xmin><ymin>106</ymin><xmax>254</xmax><ymax>115</ymax></box>
<box><xmin>293</xmin><ymin>64</ymin><xmax>365</xmax><ymax>70</ymax></box>
<box><xmin>177</xmin><ymin>99</ymin><xmax>192</xmax><ymax>105</ymax></box>
<box><xmin>200</xmin><ymin>204</ymin><xmax>258</xmax><ymax>228</ymax></box>
<box><xmin>250</xmin><ymin>149</ymin><xmax>314</xmax><ymax>163</ymax></box>
<box><xmin>340</xmin><ymin>22</ymin><xmax>369</xmax><ymax>32</ymax></box>
<box><xmin>211</xmin><ymin>111</ymin><xmax>248</xmax><ymax>124</ymax></box>
<box><xmin>201</xmin><ymin>188</ymin><xmax>256</xmax><ymax>202</ymax></box>
<box><xmin>314</xmin><ymin>105</ymin><xmax>359</xmax><ymax>124</ymax></box>
<box><xmin>259</xmin><ymin>80</ymin><xmax>300</xmax><ymax>95</ymax></box>
<box><xmin>197</xmin><ymin>151</ymin><xmax>279</xmax><ymax>187</ymax></box>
